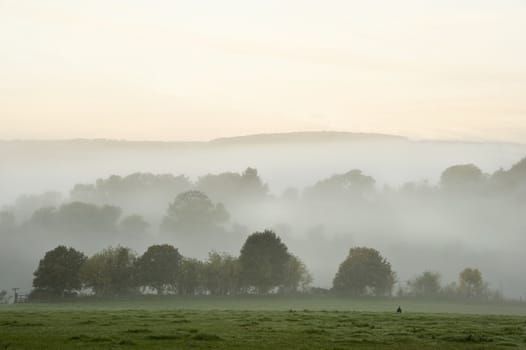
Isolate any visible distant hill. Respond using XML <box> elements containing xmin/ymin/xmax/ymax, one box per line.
<box><xmin>2</xmin><ymin>131</ymin><xmax>526</xmax><ymax>209</ymax></box>
<box><xmin>210</xmin><ymin>131</ymin><xmax>408</xmax><ymax>145</ymax></box>
<box><xmin>0</xmin><ymin>131</ymin><xmax>407</xmax><ymax>147</ymax></box>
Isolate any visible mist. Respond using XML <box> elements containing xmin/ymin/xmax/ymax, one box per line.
<box><xmin>1</xmin><ymin>132</ymin><xmax>526</xmax><ymax>299</ymax></box>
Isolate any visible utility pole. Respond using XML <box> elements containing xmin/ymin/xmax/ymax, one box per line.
<box><xmin>12</xmin><ymin>288</ymin><xmax>19</xmax><ymax>304</ymax></box>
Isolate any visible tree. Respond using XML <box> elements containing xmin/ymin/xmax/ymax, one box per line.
<box><xmin>176</xmin><ymin>257</ymin><xmax>204</xmax><ymax>296</ymax></box>
<box><xmin>304</xmin><ymin>169</ymin><xmax>375</xmax><ymax>201</ymax></box>
<box><xmin>203</xmin><ymin>252</ymin><xmax>240</xmax><ymax>295</ymax></box>
<box><xmin>135</xmin><ymin>244</ymin><xmax>181</xmax><ymax>294</ymax></box>
<box><xmin>490</xmin><ymin>157</ymin><xmax>526</xmax><ymax>192</ymax></box>
<box><xmin>26</xmin><ymin>202</ymin><xmax>122</xmax><ymax>234</ymax></box>
<box><xmin>442</xmin><ymin>281</ymin><xmax>459</xmax><ymax>298</ymax></box>
<box><xmin>80</xmin><ymin>246</ymin><xmax>136</xmax><ymax>296</ymax></box>
<box><xmin>70</xmin><ymin>173</ymin><xmax>192</xmax><ymax>213</ymax></box>
<box><xmin>161</xmin><ymin>190</ymin><xmax>229</xmax><ymax>233</ymax></box>
<box><xmin>33</xmin><ymin>246</ymin><xmax>87</xmax><ymax>297</ymax></box>
<box><xmin>196</xmin><ymin>167</ymin><xmax>268</xmax><ymax>203</ymax></box>
<box><xmin>458</xmin><ymin>268</ymin><xmax>485</xmax><ymax>298</ymax></box>
<box><xmin>27</xmin><ymin>207</ymin><xmax>57</xmax><ymax>230</ymax></box>
<box><xmin>280</xmin><ymin>255</ymin><xmax>313</xmax><ymax>294</ymax></box>
<box><xmin>440</xmin><ymin>164</ymin><xmax>484</xmax><ymax>191</ymax></box>
<box><xmin>332</xmin><ymin>247</ymin><xmax>395</xmax><ymax>296</ymax></box>
<box><xmin>239</xmin><ymin>230</ymin><xmax>291</xmax><ymax>294</ymax></box>
<box><xmin>407</xmin><ymin>271</ymin><xmax>441</xmax><ymax>297</ymax></box>
<box><xmin>58</xmin><ymin>202</ymin><xmax>121</xmax><ymax>233</ymax></box>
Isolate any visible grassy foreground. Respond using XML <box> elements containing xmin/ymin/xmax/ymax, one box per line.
<box><xmin>1</xmin><ymin>297</ymin><xmax>526</xmax><ymax>349</ymax></box>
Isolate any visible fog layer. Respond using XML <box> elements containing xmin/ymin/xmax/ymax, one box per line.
<box><xmin>1</xmin><ymin>132</ymin><xmax>525</xmax><ymax>298</ymax></box>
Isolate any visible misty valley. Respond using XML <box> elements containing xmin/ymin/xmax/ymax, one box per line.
<box><xmin>1</xmin><ymin>137</ymin><xmax>526</xmax><ymax>303</ymax></box>
<box><xmin>3</xmin><ymin>1</ymin><xmax>526</xmax><ymax>347</ymax></box>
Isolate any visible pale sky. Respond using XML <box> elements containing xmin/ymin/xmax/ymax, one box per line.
<box><xmin>1</xmin><ymin>0</ymin><xmax>525</xmax><ymax>142</ymax></box>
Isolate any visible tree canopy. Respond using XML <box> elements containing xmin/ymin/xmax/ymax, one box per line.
<box><xmin>196</xmin><ymin>167</ymin><xmax>268</xmax><ymax>203</ymax></box>
<box><xmin>33</xmin><ymin>246</ymin><xmax>87</xmax><ymax>296</ymax></box>
<box><xmin>176</xmin><ymin>257</ymin><xmax>205</xmax><ymax>296</ymax></box>
<box><xmin>70</xmin><ymin>173</ymin><xmax>192</xmax><ymax>208</ymax></box>
<box><xmin>332</xmin><ymin>247</ymin><xmax>395</xmax><ymax>296</ymax></box>
<box><xmin>135</xmin><ymin>244</ymin><xmax>181</xmax><ymax>294</ymax></box>
<box><xmin>239</xmin><ymin>230</ymin><xmax>291</xmax><ymax>294</ymax></box>
<box><xmin>459</xmin><ymin>268</ymin><xmax>485</xmax><ymax>298</ymax></box>
<box><xmin>80</xmin><ymin>246</ymin><xmax>136</xmax><ymax>296</ymax></box>
<box><xmin>407</xmin><ymin>271</ymin><xmax>441</xmax><ymax>297</ymax></box>
<box><xmin>280</xmin><ymin>254</ymin><xmax>313</xmax><ymax>294</ymax></box>
<box><xmin>161</xmin><ymin>190</ymin><xmax>229</xmax><ymax>233</ymax></box>
<box><xmin>27</xmin><ymin>202</ymin><xmax>122</xmax><ymax>234</ymax></box>
<box><xmin>203</xmin><ymin>252</ymin><xmax>240</xmax><ymax>296</ymax></box>
<box><xmin>440</xmin><ymin>164</ymin><xmax>484</xmax><ymax>191</ymax></box>
<box><xmin>304</xmin><ymin>169</ymin><xmax>375</xmax><ymax>201</ymax></box>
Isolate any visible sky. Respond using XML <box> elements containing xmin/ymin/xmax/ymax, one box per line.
<box><xmin>1</xmin><ymin>0</ymin><xmax>525</xmax><ymax>142</ymax></box>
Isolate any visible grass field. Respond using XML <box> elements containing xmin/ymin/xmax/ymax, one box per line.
<box><xmin>1</xmin><ymin>297</ymin><xmax>526</xmax><ymax>349</ymax></box>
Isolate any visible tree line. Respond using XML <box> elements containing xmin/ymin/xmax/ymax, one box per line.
<box><xmin>3</xmin><ymin>156</ymin><xmax>526</xmax><ymax>235</ymax></box>
<box><xmin>29</xmin><ymin>230</ymin><xmax>497</xmax><ymax>301</ymax></box>
<box><xmin>2</xmin><ymin>157</ymin><xmax>524</xmax><ymax>301</ymax></box>
<box><xmin>399</xmin><ymin>268</ymin><xmax>499</xmax><ymax>299</ymax></box>
<box><xmin>30</xmin><ymin>230</ymin><xmax>312</xmax><ymax>299</ymax></box>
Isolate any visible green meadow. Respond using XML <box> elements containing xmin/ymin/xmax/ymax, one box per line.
<box><xmin>1</xmin><ymin>297</ymin><xmax>526</xmax><ymax>349</ymax></box>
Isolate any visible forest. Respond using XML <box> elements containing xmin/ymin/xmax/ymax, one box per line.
<box><xmin>2</xmin><ymin>155</ymin><xmax>526</xmax><ymax>302</ymax></box>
